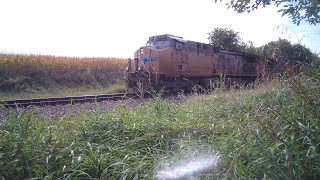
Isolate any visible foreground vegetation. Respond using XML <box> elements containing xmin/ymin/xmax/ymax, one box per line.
<box><xmin>0</xmin><ymin>54</ymin><xmax>127</xmax><ymax>100</ymax></box>
<box><xmin>0</xmin><ymin>66</ymin><xmax>319</xmax><ymax>179</ymax></box>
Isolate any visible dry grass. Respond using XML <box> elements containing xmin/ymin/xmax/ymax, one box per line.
<box><xmin>0</xmin><ymin>53</ymin><xmax>127</xmax><ymax>98</ymax></box>
<box><xmin>0</xmin><ymin>54</ymin><xmax>127</xmax><ymax>76</ymax></box>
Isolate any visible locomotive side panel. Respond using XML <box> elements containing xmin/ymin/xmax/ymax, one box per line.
<box><xmin>215</xmin><ymin>52</ymin><xmax>243</xmax><ymax>76</ymax></box>
<box><xmin>157</xmin><ymin>46</ymin><xmax>215</xmax><ymax>78</ymax></box>
<box><xmin>158</xmin><ymin>48</ymin><xmax>176</xmax><ymax>76</ymax></box>
<box><xmin>186</xmin><ymin>50</ymin><xmax>216</xmax><ymax>77</ymax></box>
<box><xmin>215</xmin><ymin>51</ymin><xmax>258</xmax><ymax>78</ymax></box>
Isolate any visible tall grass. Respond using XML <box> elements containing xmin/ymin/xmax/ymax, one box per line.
<box><xmin>0</xmin><ymin>67</ymin><xmax>319</xmax><ymax>179</ymax></box>
<box><xmin>0</xmin><ymin>54</ymin><xmax>127</xmax><ymax>95</ymax></box>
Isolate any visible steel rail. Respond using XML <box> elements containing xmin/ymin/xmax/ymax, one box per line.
<box><xmin>0</xmin><ymin>93</ymin><xmax>138</xmax><ymax>108</ymax></box>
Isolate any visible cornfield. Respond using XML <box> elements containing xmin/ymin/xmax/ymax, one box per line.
<box><xmin>0</xmin><ymin>53</ymin><xmax>128</xmax><ymax>92</ymax></box>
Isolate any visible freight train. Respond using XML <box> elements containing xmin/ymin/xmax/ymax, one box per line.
<box><xmin>125</xmin><ymin>34</ymin><xmax>290</xmax><ymax>93</ymax></box>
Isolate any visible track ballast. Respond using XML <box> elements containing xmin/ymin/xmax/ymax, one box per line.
<box><xmin>0</xmin><ymin>93</ymin><xmax>137</xmax><ymax>108</ymax></box>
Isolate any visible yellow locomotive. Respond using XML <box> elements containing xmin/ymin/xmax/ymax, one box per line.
<box><xmin>125</xmin><ymin>34</ymin><xmax>276</xmax><ymax>92</ymax></box>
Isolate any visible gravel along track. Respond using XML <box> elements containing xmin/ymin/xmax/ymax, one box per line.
<box><xmin>0</xmin><ymin>94</ymin><xmax>187</xmax><ymax>122</ymax></box>
<box><xmin>0</xmin><ymin>98</ymin><xmax>142</xmax><ymax>122</ymax></box>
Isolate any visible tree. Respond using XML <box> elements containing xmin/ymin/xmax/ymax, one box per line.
<box><xmin>216</xmin><ymin>0</ymin><xmax>320</xmax><ymax>25</ymax></box>
<box><xmin>208</xmin><ymin>28</ymin><xmax>262</xmax><ymax>54</ymax></box>
<box><xmin>208</xmin><ymin>28</ymin><xmax>315</xmax><ymax>64</ymax></box>
<box><xmin>263</xmin><ymin>38</ymin><xmax>314</xmax><ymax>64</ymax></box>
<box><xmin>208</xmin><ymin>28</ymin><xmax>242</xmax><ymax>51</ymax></box>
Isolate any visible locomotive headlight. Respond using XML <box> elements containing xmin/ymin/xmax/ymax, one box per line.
<box><xmin>140</xmin><ymin>48</ymin><xmax>144</xmax><ymax>54</ymax></box>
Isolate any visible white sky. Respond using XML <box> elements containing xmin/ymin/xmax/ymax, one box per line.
<box><xmin>0</xmin><ymin>0</ymin><xmax>319</xmax><ymax>58</ymax></box>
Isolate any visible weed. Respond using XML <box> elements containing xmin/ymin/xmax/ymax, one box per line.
<box><xmin>0</xmin><ymin>68</ymin><xmax>319</xmax><ymax>179</ymax></box>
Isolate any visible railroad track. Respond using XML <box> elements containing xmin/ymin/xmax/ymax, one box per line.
<box><xmin>0</xmin><ymin>93</ymin><xmax>139</xmax><ymax>108</ymax></box>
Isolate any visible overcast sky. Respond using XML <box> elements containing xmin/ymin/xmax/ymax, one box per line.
<box><xmin>0</xmin><ymin>0</ymin><xmax>319</xmax><ymax>58</ymax></box>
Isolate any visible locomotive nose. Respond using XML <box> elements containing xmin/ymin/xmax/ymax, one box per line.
<box><xmin>133</xmin><ymin>47</ymin><xmax>157</xmax><ymax>70</ymax></box>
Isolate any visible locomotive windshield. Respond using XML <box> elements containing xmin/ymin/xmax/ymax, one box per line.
<box><xmin>146</xmin><ymin>40</ymin><xmax>171</xmax><ymax>48</ymax></box>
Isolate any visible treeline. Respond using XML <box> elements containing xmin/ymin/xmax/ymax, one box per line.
<box><xmin>208</xmin><ymin>28</ymin><xmax>320</xmax><ymax>66</ymax></box>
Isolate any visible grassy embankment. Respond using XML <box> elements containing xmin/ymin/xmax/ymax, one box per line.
<box><xmin>0</xmin><ymin>54</ymin><xmax>127</xmax><ymax>101</ymax></box>
<box><xmin>0</xmin><ymin>66</ymin><xmax>319</xmax><ymax>179</ymax></box>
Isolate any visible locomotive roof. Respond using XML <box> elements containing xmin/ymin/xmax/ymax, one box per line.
<box><xmin>150</xmin><ymin>34</ymin><xmax>186</xmax><ymax>42</ymax></box>
<box><xmin>220</xmin><ymin>50</ymin><xmax>243</xmax><ymax>56</ymax></box>
<box><xmin>149</xmin><ymin>34</ymin><xmax>259</xmax><ymax>60</ymax></box>
<box><xmin>170</xmin><ymin>36</ymin><xmax>187</xmax><ymax>42</ymax></box>
<box><xmin>151</xmin><ymin>34</ymin><xmax>210</xmax><ymax>45</ymax></box>
<box><xmin>165</xmin><ymin>34</ymin><xmax>183</xmax><ymax>39</ymax></box>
